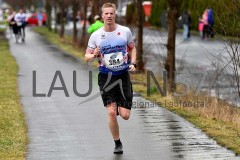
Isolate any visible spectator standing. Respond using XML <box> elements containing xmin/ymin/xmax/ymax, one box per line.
<box><xmin>198</xmin><ymin>17</ymin><xmax>204</xmax><ymax>37</ymax></box>
<box><xmin>37</xmin><ymin>11</ymin><xmax>43</xmax><ymax>26</ymax></box>
<box><xmin>202</xmin><ymin>9</ymin><xmax>208</xmax><ymax>39</ymax></box>
<box><xmin>207</xmin><ymin>8</ymin><xmax>214</xmax><ymax>38</ymax></box>
<box><xmin>187</xmin><ymin>10</ymin><xmax>192</xmax><ymax>38</ymax></box>
<box><xmin>181</xmin><ymin>10</ymin><xmax>190</xmax><ymax>41</ymax></box>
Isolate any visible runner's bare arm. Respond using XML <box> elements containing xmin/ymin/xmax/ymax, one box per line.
<box><xmin>85</xmin><ymin>47</ymin><xmax>100</xmax><ymax>62</ymax></box>
<box><xmin>128</xmin><ymin>46</ymin><xmax>136</xmax><ymax>64</ymax></box>
<box><xmin>128</xmin><ymin>46</ymin><xmax>137</xmax><ymax>71</ymax></box>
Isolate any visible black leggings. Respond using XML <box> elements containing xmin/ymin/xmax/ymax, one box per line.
<box><xmin>19</xmin><ymin>25</ymin><xmax>25</xmax><ymax>39</ymax></box>
<box><xmin>203</xmin><ymin>25</ymin><xmax>214</xmax><ymax>39</ymax></box>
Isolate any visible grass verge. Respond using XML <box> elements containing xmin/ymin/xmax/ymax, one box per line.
<box><xmin>34</xmin><ymin>27</ymin><xmax>240</xmax><ymax>155</ymax></box>
<box><xmin>0</xmin><ymin>31</ymin><xmax>28</xmax><ymax>159</ymax></box>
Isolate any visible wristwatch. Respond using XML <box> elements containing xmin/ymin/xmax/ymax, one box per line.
<box><xmin>131</xmin><ymin>63</ymin><xmax>137</xmax><ymax>68</ymax></box>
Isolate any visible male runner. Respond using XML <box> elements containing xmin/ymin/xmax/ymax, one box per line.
<box><xmin>85</xmin><ymin>2</ymin><xmax>137</xmax><ymax>154</ymax></box>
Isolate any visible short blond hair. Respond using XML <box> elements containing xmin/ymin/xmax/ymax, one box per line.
<box><xmin>102</xmin><ymin>3</ymin><xmax>116</xmax><ymax>13</ymax></box>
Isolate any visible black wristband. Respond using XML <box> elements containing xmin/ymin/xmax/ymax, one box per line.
<box><xmin>131</xmin><ymin>63</ymin><xmax>137</xmax><ymax>68</ymax></box>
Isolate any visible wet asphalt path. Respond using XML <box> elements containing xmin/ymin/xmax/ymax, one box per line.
<box><xmin>7</xmin><ymin>28</ymin><xmax>240</xmax><ymax>160</ymax></box>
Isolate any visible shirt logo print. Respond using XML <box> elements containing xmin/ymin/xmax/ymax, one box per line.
<box><xmin>101</xmin><ymin>33</ymin><xmax>106</xmax><ymax>39</ymax></box>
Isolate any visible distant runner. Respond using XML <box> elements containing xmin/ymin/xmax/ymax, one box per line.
<box><xmin>14</xmin><ymin>9</ymin><xmax>26</xmax><ymax>42</ymax></box>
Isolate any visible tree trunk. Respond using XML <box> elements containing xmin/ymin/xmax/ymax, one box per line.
<box><xmin>54</xmin><ymin>2</ymin><xmax>58</xmax><ymax>33</ymax></box>
<box><xmin>46</xmin><ymin>0</ymin><xmax>52</xmax><ymax>31</ymax></box>
<box><xmin>72</xmin><ymin>0</ymin><xmax>79</xmax><ymax>43</ymax></box>
<box><xmin>90</xmin><ymin>0</ymin><xmax>99</xmax><ymax>24</ymax></box>
<box><xmin>79</xmin><ymin>0</ymin><xmax>88</xmax><ymax>47</ymax></box>
<box><xmin>165</xmin><ymin>0</ymin><xmax>182</xmax><ymax>93</ymax></box>
<box><xmin>59</xmin><ymin>5</ymin><xmax>65</xmax><ymax>38</ymax></box>
<box><xmin>136</xmin><ymin>0</ymin><xmax>144</xmax><ymax>71</ymax></box>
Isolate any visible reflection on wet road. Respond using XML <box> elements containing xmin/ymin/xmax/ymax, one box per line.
<box><xmin>133</xmin><ymin>97</ymin><xmax>239</xmax><ymax>160</ymax></box>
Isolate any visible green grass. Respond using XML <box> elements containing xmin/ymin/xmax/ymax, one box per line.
<box><xmin>0</xmin><ymin>27</ymin><xmax>6</xmax><ymax>32</ymax></box>
<box><xmin>34</xmin><ymin>27</ymin><xmax>240</xmax><ymax>155</ymax></box>
<box><xmin>0</xmin><ymin>32</ymin><xmax>28</xmax><ymax>159</ymax></box>
<box><xmin>0</xmin><ymin>21</ymin><xmax>6</xmax><ymax>25</ymax></box>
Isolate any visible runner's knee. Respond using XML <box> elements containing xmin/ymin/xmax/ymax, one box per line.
<box><xmin>120</xmin><ymin>112</ymin><xmax>130</xmax><ymax>120</ymax></box>
<box><xmin>108</xmin><ymin>109</ymin><xmax>117</xmax><ymax>119</ymax></box>
<box><xmin>107</xmin><ymin>104</ymin><xmax>117</xmax><ymax>119</ymax></box>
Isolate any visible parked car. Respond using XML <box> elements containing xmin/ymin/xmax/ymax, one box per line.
<box><xmin>26</xmin><ymin>13</ymin><xmax>47</xmax><ymax>26</ymax></box>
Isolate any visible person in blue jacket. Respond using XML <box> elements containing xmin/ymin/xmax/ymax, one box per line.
<box><xmin>207</xmin><ymin>8</ymin><xmax>214</xmax><ymax>38</ymax></box>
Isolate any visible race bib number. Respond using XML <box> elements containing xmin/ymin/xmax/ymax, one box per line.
<box><xmin>103</xmin><ymin>52</ymin><xmax>125</xmax><ymax>71</ymax></box>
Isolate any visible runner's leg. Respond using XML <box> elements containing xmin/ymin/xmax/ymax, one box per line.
<box><xmin>106</xmin><ymin>102</ymin><xmax>119</xmax><ymax>140</ymax></box>
<box><xmin>22</xmin><ymin>25</ymin><xmax>25</xmax><ymax>41</ymax></box>
<box><xmin>107</xmin><ymin>103</ymin><xmax>123</xmax><ymax>154</ymax></box>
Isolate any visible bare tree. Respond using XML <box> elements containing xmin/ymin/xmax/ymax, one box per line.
<box><xmin>53</xmin><ymin>0</ymin><xmax>58</xmax><ymax>33</ymax></box>
<box><xmin>89</xmin><ymin>0</ymin><xmax>101</xmax><ymax>23</ymax></box>
<box><xmin>56</xmin><ymin>0</ymin><xmax>68</xmax><ymax>38</ymax></box>
<box><xmin>4</xmin><ymin>0</ymin><xmax>32</xmax><ymax>9</ymax></box>
<box><xmin>71</xmin><ymin>0</ymin><xmax>80</xmax><ymax>43</ymax></box>
<box><xmin>45</xmin><ymin>0</ymin><xmax>52</xmax><ymax>31</ymax></box>
<box><xmin>213</xmin><ymin>0</ymin><xmax>240</xmax><ymax>99</ymax></box>
<box><xmin>226</xmin><ymin>41</ymin><xmax>240</xmax><ymax>98</ymax></box>
<box><xmin>136</xmin><ymin>0</ymin><xmax>144</xmax><ymax>71</ymax></box>
<box><xmin>79</xmin><ymin>0</ymin><xmax>88</xmax><ymax>47</ymax></box>
<box><xmin>165</xmin><ymin>0</ymin><xmax>182</xmax><ymax>93</ymax></box>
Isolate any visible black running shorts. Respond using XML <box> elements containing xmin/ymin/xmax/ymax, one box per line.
<box><xmin>98</xmin><ymin>72</ymin><xmax>133</xmax><ymax>110</ymax></box>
